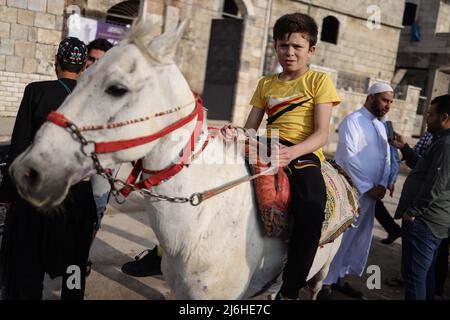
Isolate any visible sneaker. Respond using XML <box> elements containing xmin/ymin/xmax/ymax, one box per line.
<box><xmin>121</xmin><ymin>247</ymin><xmax>162</xmax><ymax>277</ymax></box>
<box><xmin>381</xmin><ymin>233</ymin><xmax>401</xmax><ymax>245</ymax></box>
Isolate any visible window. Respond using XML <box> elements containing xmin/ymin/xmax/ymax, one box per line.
<box><xmin>402</xmin><ymin>2</ymin><xmax>417</xmax><ymax>26</ymax></box>
<box><xmin>106</xmin><ymin>0</ymin><xmax>139</xmax><ymax>26</ymax></box>
<box><xmin>321</xmin><ymin>16</ymin><xmax>339</xmax><ymax>45</ymax></box>
<box><xmin>222</xmin><ymin>0</ymin><xmax>240</xmax><ymax>19</ymax></box>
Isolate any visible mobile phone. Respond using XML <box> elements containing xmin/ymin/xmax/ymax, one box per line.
<box><xmin>385</xmin><ymin>121</ymin><xmax>394</xmax><ymax>140</ymax></box>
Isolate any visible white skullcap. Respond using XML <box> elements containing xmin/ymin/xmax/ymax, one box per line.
<box><xmin>367</xmin><ymin>82</ymin><xmax>394</xmax><ymax>95</ymax></box>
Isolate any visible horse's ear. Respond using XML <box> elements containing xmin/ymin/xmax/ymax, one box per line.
<box><xmin>148</xmin><ymin>19</ymin><xmax>188</xmax><ymax>63</ymax></box>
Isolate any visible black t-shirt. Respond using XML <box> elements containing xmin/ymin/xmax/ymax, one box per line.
<box><xmin>0</xmin><ymin>78</ymin><xmax>76</xmax><ymax>201</ymax></box>
<box><xmin>9</xmin><ymin>78</ymin><xmax>76</xmax><ymax>163</ymax></box>
<box><xmin>0</xmin><ymin>78</ymin><xmax>97</xmax><ymax>286</ymax></box>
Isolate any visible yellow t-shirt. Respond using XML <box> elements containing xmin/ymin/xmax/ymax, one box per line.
<box><xmin>250</xmin><ymin>70</ymin><xmax>340</xmax><ymax>162</ymax></box>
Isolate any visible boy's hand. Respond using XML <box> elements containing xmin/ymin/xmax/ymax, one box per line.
<box><xmin>220</xmin><ymin>125</ymin><xmax>248</xmax><ymax>142</ymax></box>
<box><xmin>272</xmin><ymin>144</ymin><xmax>295</xmax><ymax>167</ymax></box>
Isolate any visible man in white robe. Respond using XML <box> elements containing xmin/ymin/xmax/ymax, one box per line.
<box><xmin>321</xmin><ymin>83</ymin><xmax>394</xmax><ymax>298</ymax></box>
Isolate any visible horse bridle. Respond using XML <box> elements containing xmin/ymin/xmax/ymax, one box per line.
<box><xmin>46</xmin><ymin>39</ymin><xmax>275</xmax><ymax>206</ymax></box>
<box><xmin>47</xmin><ymin>93</ymin><xmax>206</xmax><ymax>205</ymax></box>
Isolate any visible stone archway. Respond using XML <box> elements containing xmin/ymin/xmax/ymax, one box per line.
<box><xmin>106</xmin><ymin>0</ymin><xmax>139</xmax><ymax>25</ymax></box>
<box><xmin>234</xmin><ymin>0</ymin><xmax>255</xmax><ymax>17</ymax></box>
<box><xmin>202</xmin><ymin>0</ymin><xmax>255</xmax><ymax>121</ymax></box>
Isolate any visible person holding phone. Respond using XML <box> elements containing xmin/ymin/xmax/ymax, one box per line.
<box><xmin>394</xmin><ymin>95</ymin><xmax>450</xmax><ymax>299</ymax></box>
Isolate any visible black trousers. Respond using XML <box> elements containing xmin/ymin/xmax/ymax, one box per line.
<box><xmin>0</xmin><ymin>181</ymin><xmax>96</xmax><ymax>300</ymax></box>
<box><xmin>435</xmin><ymin>236</ymin><xmax>450</xmax><ymax>296</ymax></box>
<box><xmin>280</xmin><ymin>152</ymin><xmax>326</xmax><ymax>299</ymax></box>
<box><xmin>374</xmin><ymin>200</ymin><xmax>401</xmax><ymax>236</ymax></box>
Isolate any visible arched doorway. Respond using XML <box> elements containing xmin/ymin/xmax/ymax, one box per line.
<box><xmin>202</xmin><ymin>0</ymin><xmax>246</xmax><ymax>121</ymax></box>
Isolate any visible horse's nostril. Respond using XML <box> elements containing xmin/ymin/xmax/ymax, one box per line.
<box><xmin>23</xmin><ymin>167</ymin><xmax>41</xmax><ymax>189</ymax></box>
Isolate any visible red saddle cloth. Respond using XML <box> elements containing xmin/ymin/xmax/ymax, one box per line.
<box><xmin>251</xmin><ymin>160</ymin><xmax>359</xmax><ymax>245</ymax></box>
<box><xmin>251</xmin><ymin>161</ymin><xmax>291</xmax><ymax>239</ymax></box>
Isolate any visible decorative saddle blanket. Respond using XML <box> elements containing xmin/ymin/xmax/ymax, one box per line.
<box><xmin>251</xmin><ymin>159</ymin><xmax>360</xmax><ymax>246</ymax></box>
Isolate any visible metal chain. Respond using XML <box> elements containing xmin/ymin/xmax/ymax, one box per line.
<box><xmin>63</xmin><ymin>121</ymin><xmax>272</xmax><ymax>207</ymax></box>
<box><xmin>64</xmin><ymin>122</ymin><xmax>200</xmax><ymax>205</ymax></box>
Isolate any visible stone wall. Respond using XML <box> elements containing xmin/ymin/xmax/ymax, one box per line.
<box><xmin>323</xmin><ymin>85</ymin><xmax>421</xmax><ymax>154</ymax></box>
<box><xmin>435</xmin><ymin>1</ymin><xmax>450</xmax><ymax>33</ymax></box>
<box><xmin>0</xmin><ymin>70</ymin><xmax>53</xmax><ymax>116</ymax></box>
<box><xmin>145</xmin><ymin>0</ymin><xmax>269</xmax><ymax>127</ymax></box>
<box><xmin>169</xmin><ymin>0</ymin><xmax>224</xmax><ymax>95</ymax></box>
<box><xmin>0</xmin><ymin>0</ymin><xmax>421</xmax><ymax>144</ymax></box>
<box><xmin>399</xmin><ymin>0</ymin><xmax>444</xmax><ymax>54</ymax></box>
<box><xmin>0</xmin><ymin>0</ymin><xmax>65</xmax><ymax>117</ymax></box>
<box><xmin>229</xmin><ymin>0</ymin><xmax>270</xmax><ymax>125</ymax></box>
<box><xmin>297</xmin><ymin>0</ymin><xmax>404</xmax><ymax>27</ymax></box>
<box><xmin>266</xmin><ymin>0</ymin><xmax>403</xmax><ymax>82</ymax></box>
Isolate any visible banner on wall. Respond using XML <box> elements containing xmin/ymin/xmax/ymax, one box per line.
<box><xmin>67</xmin><ymin>14</ymin><xmax>130</xmax><ymax>46</ymax></box>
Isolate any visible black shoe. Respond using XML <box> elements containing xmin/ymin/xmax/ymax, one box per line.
<box><xmin>86</xmin><ymin>260</ymin><xmax>92</xmax><ymax>277</ymax></box>
<box><xmin>384</xmin><ymin>276</ymin><xmax>404</xmax><ymax>287</ymax></box>
<box><xmin>381</xmin><ymin>233</ymin><xmax>401</xmax><ymax>245</ymax></box>
<box><xmin>274</xmin><ymin>291</ymin><xmax>297</xmax><ymax>300</ymax></box>
<box><xmin>316</xmin><ymin>286</ymin><xmax>333</xmax><ymax>300</ymax></box>
<box><xmin>332</xmin><ymin>282</ymin><xmax>363</xmax><ymax>299</ymax></box>
<box><xmin>121</xmin><ymin>247</ymin><xmax>162</xmax><ymax>277</ymax></box>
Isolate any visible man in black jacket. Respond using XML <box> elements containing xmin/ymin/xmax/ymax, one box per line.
<box><xmin>0</xmin><ymin>37</ymin><xmax>97</xmax><ymax>300</ymax></box>
<box><xmin>394</xmin><ymin>94</ymin><xmax>450</xmax><ymax>300</ymax></box>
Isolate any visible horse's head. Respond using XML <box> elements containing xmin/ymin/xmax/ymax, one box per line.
<box><xmin>10</xmin><ymin>20</ymin><xmax>196</xmax><ymax>209</ymax></box>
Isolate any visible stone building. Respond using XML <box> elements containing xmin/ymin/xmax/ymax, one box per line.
<box><xmin>0</xmin><ymin>0</ymin><xmax>422</xmax><ymax>152</ymax></box>
<box><xmin>396</xmin><ymin>0</ymin><xmax>450</xmax><ymax>136</ymax></box>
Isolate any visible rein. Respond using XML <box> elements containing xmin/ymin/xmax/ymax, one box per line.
<box><xmin>47</xmin><ymin>95</ymin><xmax>204</xmax><ymax>204</ymax></box>
<box><xmin>46</xmin><ymin>40</ymin><xmax>277</xmax><ymax>205</ymax></box>
<box><xmin>48</xmin><ymin>97</ymin><xmax>202</xmax><ymax>154</ymax></box>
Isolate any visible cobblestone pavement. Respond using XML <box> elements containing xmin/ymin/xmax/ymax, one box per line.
<box><xmin>0</xmin><ymin>118</ymin><xmax>448</xmax><ymax>300</ymax></box>
<box><xmin>41</xmin><ymin>168</ymin><xmax>450</xmax><ymax>300</ymax></box>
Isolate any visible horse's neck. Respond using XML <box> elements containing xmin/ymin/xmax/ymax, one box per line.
<box><xmin>144</xmin><ymin>134</ymin><xmax>252</xmax><ymax>258</ymax></box>
<box><xmin>141</xmin><ymin>116</ymin><xmax>209</xmax><ymax>171</ymax></box>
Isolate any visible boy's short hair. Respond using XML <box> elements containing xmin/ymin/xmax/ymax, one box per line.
<box><xmin>87</xmin><ymin>38</ymin><xmax>113</xmax><ymax>53</ymax></box>
<box><xmin>273</xmin><ymin>13</ymin><xmax>318</xmax><ymax>48</ymax></box>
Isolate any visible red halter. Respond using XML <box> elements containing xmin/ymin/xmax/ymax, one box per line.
<box><xmin>47</xmin><ymin>94</ymin><xmax>205</xmax><ymax>197</ymax></box>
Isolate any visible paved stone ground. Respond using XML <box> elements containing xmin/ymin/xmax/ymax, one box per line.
<box><xmin>0</xmin><ymin>117</ymin><xmax>448</xmax><ymax>300</ymax></box>
<box><xmin>38</xmin><ymin>167</ymin><xmax>449</xmax><ymax>300</ymax></box>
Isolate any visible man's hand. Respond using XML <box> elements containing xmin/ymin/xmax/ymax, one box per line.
<box><xmin>402</xmin><ymin>213</ymin><xmax>415</xmax><ymax>222</ymax></box>
<box><xmin>366</xmin><ymin>185</ymin><xmax>387</xmax><ymax>201</ymax></box>
<box><xmin>387</xmin><ymin>183</ymin><xmax>395</xmax><ymax>197</ymax></box>
<box><xmin>390</xmin><ymin>132</ymin><xmax>405</xmax><ymax>149</ymax></box>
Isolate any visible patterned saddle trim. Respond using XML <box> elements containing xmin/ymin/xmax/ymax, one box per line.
<box><xmin>251</xmin><ymin>160</ymin><xmax>360</xmax><ymax>245</ymax></box>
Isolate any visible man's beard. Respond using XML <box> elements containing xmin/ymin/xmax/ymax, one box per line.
<box><xmin>371</xmin><ymin>101</ymin><xmax>383</xmax><ymax>118</ymax></box>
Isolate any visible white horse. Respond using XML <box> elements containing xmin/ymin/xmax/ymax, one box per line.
<box><xmin>9</xmin><ymin>21</ymin><xmax>344</xmax><ymax>299</ymax></box>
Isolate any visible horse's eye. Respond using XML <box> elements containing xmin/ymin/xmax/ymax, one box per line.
<box><xmin>105</xmin><ymin>84</ymin><xmax>128</xmax><ymax>97</ymax></box>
